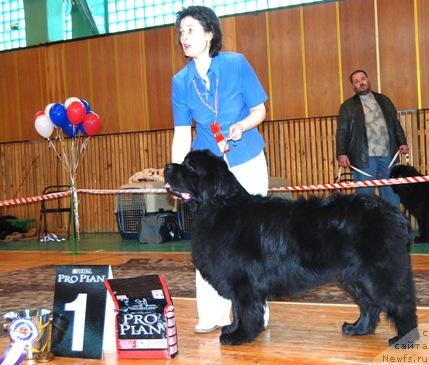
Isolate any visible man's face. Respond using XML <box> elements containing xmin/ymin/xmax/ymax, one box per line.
<box><xmin>351</xmin><ymin>72</ymin><xmax>371</xmax><ymax>95</ymax></box>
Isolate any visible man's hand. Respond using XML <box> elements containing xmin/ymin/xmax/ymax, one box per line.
<box><xmin>338</xmin><ymin>155</ymin><xmax>350</xmax><ymax>168</ymax></box>
<box><xmin>399</xmin><ymin>145</ymin><xmax>409</xmax><ymax>154</ymax></box>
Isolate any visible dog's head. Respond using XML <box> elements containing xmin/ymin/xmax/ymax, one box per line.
<box><xmin>390</xmin><ymin>164</ymin><xmax>422</xmax><ymax>178</ymax></box>
<box><xmin>389</xmin><ymin>164</ymin><xmax>422</xmax><ymax>195</ymax></box>
<box><xmin>163</xmin><ymin>150</ymin><xmax>247</xmax><ymax>204</ymax></box>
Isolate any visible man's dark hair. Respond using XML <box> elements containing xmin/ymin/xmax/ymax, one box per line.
<box><xmin>175</xmin><ymin>6</ymin><xmax>222</xmax><ymax>57</ymax></box>
<box><xmin>349</xmin><ymin>69</ymin><xmax>368</xmax><ymax>83</ymax></box>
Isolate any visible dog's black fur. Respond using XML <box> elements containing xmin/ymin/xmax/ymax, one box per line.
<box><xmin>390</xmin><ymin>164</ymin><xmax>429</xmax><ymax>243</ymax></box>
<box><xmin>164</xmin><ymin>150</ymin><xmax>418</xmax><ymax>346</ymax></box>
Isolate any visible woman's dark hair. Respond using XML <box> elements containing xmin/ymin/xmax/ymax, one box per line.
<box><xmin>175</xmin><ymin>6</ymin><xmax>222</xmax><ymax>57</ymax></box>
<box><xmin>349</xmin><ymin>69</ymin><xmax>368</xmax><ymax>83</ymax></box>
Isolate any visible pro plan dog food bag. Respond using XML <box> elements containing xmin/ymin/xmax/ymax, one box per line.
<box><xmin>104</xmin><ymin>274</ymin><xmax>178</xmax><ymax>359</ymax></box>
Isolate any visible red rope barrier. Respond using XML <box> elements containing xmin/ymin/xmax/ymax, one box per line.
<box><xmin>1</xmin><ymin>176</ymin><xmax>428</xmax><ymax>207</ymax></box>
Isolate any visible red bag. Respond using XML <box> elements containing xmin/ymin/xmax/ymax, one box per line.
<box><xmin>104</xmin><ymin>274</ymin><xmax>178</xmax><ymax>359</ymax></box>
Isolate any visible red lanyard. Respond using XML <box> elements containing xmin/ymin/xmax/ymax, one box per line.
<box><xmin>192</xmin><ymin>76</ymin><xmax>230</xmax><ymax>154</ymax></box>
<box><xmin>192</xmin><ymin>77</ymin><xmax>219</xmax><ymax>121</ymax></box>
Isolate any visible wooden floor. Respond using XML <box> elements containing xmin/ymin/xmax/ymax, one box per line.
<box><xmin>1</xmin><ymin>251</ymin><xmax>428</xmax><ymax>364</ymax></box>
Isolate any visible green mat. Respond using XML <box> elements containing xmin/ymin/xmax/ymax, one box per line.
<box><xmin>0</xmin><ymin>232</ymin><xmax>192</xmax><ymax>252</ymax></box>
<box><xmin>411</xmin><ymin>242</ymin><xmax>429</xmax><ymax>254</ymax></box>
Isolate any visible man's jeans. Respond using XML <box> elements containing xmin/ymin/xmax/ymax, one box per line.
<box><xmin>352</xmin><ymin>156</ymin><xmax>400</xmax><ymax>208</ymax></box>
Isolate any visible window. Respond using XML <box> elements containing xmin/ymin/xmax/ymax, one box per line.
<box><xmin>0</xmin><ymin>0</ymin><xmax>326</xmax><ymax>51</ymax></box>
<box><xmin>0</xmin><ymin>0</ymin><xmax>26</xmax><ymax>51</ymax></box>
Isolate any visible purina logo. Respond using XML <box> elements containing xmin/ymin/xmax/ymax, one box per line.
<box><xmin>129</xmin><ymin>299</ymin><xmax>157</xmax><ymax>311</ymax></box>
<box><xmin>72</xmin><ymin>268</ymin><xmax>92</xmax><ymax>274</ymax></box>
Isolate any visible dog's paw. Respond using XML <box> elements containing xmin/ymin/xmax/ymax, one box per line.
<box><xmin>342</xmin><ymin>321</ymin><xmax>373</xmax><ymax>336</ymax></box>
<box><xmin>221</xmin><ymin>323</ymin><xmax>236</xmax><ymax>335</ymax></box>
<box><xmin>388</xmin><ymin>331</ymin><xmax>420</xmax><ymax>348</ymax></box>
<box><xmin>220</xmin><ymin>332</ymin><xmax>250</xmax><ymax>346</ymax></box>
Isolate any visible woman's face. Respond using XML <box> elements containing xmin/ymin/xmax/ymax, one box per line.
<box><xmin>179</xmin><ymin>16</ymin><xmax>213</xmax><ymax>59</ymax></box>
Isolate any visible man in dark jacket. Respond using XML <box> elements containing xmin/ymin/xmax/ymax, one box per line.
<box><xmin>336</xmin><ymin>69</ymin><xmax>408</xmax><ymax>207</ymax></box>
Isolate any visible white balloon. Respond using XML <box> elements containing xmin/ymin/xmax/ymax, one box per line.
<box><xmin>34</xmin><ymin>114</ymin><xmax>55</xmax><ymax>138</ymax></box>
<box><xmin>64</xmin><ymin>97</ymin><xmax>81</xmax><ymax>109</ymax></box>
<box><xmin>44</xmin><ymin>103</ymin><xmax>55</xmax><ymax>121</ymax></box>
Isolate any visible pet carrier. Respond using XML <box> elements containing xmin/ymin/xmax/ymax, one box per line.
<box><xmin>115</xmin><ymin>182</ymin><xmax>174</xmax><ymax>240</ymax></box>
<box><xmin>176</xmin><ymin>200</ymin><xmax>192</xmax><ymax>239</ymax></box>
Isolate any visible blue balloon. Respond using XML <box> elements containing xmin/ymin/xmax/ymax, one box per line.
<box><xmin>62</xmin><ymin>122</ymin><xmax>78</xmax><ymax>137</ymax></box>
<box><xmin>49</xmin><ymin>103</ymin><xmax>68</xmax><ymax>127</ymax></box>
<box><xmin>80</xmin><ymin>99</ymin><xmax>91</xmax><ymax>114</ymax></box>
<box><xmin>77</xmin><ymin>122</ymin><xmax>87</xmax><ymax>136</ymax></box>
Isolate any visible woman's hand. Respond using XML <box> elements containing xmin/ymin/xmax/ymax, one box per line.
<box><xmin>227</xmin><ymin>103</ymin><xmax>266</xmax><ymax>142</ymax></box>
<box><xmin>228</xmin><ymin>123</ymin><xmax>245</xmax><ymax>141</ymax></box>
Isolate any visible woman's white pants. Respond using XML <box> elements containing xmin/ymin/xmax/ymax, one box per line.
<box><xmin>195</xmin><ymin>151</ymin><xmax>270</xmax><ymax>330</ymax></box>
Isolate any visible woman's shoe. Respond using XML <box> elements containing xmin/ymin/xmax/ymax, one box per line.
<box><xmin>194</xmin><ymin>324</ymin><xmax>221</xmax><ymax>333</ymax></box>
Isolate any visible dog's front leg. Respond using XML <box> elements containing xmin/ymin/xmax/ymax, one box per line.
<box><xmin>219</xmin><ymin>298</ymin><xmax>265</xmax><ymax>345</ymax></box>
<box><xmin>221</xmin><ymin>301</ymin><xmax>239</xmax><ymax>335</ymax></box>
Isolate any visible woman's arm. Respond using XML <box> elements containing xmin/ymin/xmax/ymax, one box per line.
<box><xmin>228</xmin><ymin>103</ymin><xmax>266</xmax><ymax>141</ymax></box>
<box><xmin>171</xmin><ymin>126</ymin><xmax>192</xmax><ymax>163</ymax></box>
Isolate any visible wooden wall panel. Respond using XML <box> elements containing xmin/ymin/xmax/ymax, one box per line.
<box><xmin>145</xmin><ymin>27</ymin><xmax>174</xmax><ymax>130</ymax></box>
<box><xmin>0</xmin><ymin>0</ymin><xmax>428</xmax><ymax>144</ymax></box>
<box><xmin>88</xmin><ymin>36</ymin><xmax>120</xmax><ymax>135</ymax></box>
<box><xmin>339</xmin><ymin>0</ymin><xmax>377</xmax><ymax>101</ymax></box>
<box><xmin>220</xmin><ymin>16</ymin><xmax>237</xmax><ymax>52</ymax></box>
<box><xmin>1</xmin><ymin>109</ymin><xmax>428</xmax><ymax>232</ymax></box>
<box><xmin>235</xmin><ymin>13</ymin><xmax>270</xmax><ymax>118</ymax></box>
<box><xmin>303</xmin><ymin>2</ymin><xmax>341</xmax><ymax>117</ymax></box>
<box><xmin>114</xmin><ymin>31</ymin><xmax>149</xmax><ymax>132</ymax></box>
<box><xmin>42</xmin><ymin>44</ymin><xmax>66</xmax><ymax>102</ymax></box>
<box><xmin>62</xmin><ymin>41</ymin><xmax>92</xmax><ymax>105</ymax></box>
<box><xmin>15</xmin><ymin>49</ymin><xmax>44</xmax><ymax>140</ymax></box>
<box><xmin>0</xmin><ymin>52</ymin><xmax>20</xmax><ymax>141</ymax></box>
<box><xmin>417</xmin><ymin>0</ymin><xmax>429</xmax><ymax>108</ymax></box>
<box><xmin>268</xmin><ymin>7</ymin><xmax>305</xmax><ymax>119</ymax></box>
<box><xmin>378</xmin><ymin>0</ymin><xmax>417</xmax><ymax>109</ymax></box>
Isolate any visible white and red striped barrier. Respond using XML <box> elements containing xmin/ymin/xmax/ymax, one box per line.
<box><xmin>269</xmin><ymin>175</ymin><xmax>429</xmax><ymax>192</ymax></box>
<box><xmin>0</xmin><ymin>191</ymin><xmax>72</xmax><ymax>207</ymax></box>
<box><xmin>1</xmin><ymin>175</ymin><xmax>428</xmax><ymax>207</ymax></box>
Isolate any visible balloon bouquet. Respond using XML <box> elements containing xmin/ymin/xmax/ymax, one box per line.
<box><xmin>34</xmin><ymin>97</ymin><xmax>102</xmax><ymax>241</ymax></box>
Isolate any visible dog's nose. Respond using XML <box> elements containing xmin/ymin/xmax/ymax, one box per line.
<box><xmin>164</xmin><ymin>164</ymin><xmax>176</xmax><ymax>179</ymax></box>
<box><xmin>164</xmin><ymin>163</ymin><xmax>174</xmax><ymax>173</ymax></box>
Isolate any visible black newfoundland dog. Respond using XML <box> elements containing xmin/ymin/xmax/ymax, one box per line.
<box><xmin>164</xmin><ymin>150</ymin><xmax>418</xmax><ymax>346</ymax></box>
<box><xmin>390</xmin><ymin>164</ymin><xmax>429</xmax><ymax>243</ymax></box>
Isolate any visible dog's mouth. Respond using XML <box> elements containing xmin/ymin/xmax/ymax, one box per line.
<box><xmin>164</xmin><ymin>183</ymin><xmax>192</xmax><ymax>200</ymax></box>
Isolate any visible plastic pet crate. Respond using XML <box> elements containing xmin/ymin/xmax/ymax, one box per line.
<box><xmin>177</xmin><ymin>200</ymin><xmax>192</xmax><ymax>239</ymax></box>
<box><xmin>115</xmin><ymin>192</ymin><xmax>146</xmax><ymax>240</ymax></box>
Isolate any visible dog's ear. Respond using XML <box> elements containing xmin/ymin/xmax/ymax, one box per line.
<box><xmin>186</xmin><ymin>150</ymin><xmax>248</xmax><ymax>203</ymax></box>
<box><xmin>214</xmin><ymin>168</ymin><xmax>247</xmax><ymax>200</ymax></box>
<box><xmin>390</xmin><ymin>164</ymin><xmax>421</xmax><ymax>178</ymax></box>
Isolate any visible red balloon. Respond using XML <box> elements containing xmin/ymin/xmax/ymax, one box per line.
<box><xmin>34</xmin><ymin>110</ymin><xmax>45</xmax><ymax>119</ymax></box>
<box><xmin>82</xmin><ymin>112</ymin><xmax>101</xmax><ymax>136</ymax></box>
<box><xmin>67</xmin><ymin>101</ymin><xmax>86</xmax><ymax>125</ymax></box>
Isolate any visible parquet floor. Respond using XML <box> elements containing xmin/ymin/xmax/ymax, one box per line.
<box><xmin>0</xmin><ymin>251</ymin><xmax>428</xmax><ymax>364</ymax></box>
